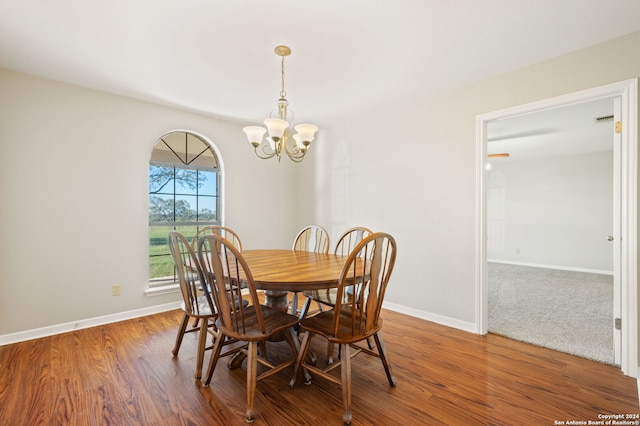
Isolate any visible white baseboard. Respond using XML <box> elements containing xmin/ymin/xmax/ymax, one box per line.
<box><xmin>383</xmin><ymin>301</ymin><xmax>477</xmax><ymax>333</ymax></box>
<box><xmin>0</xmin><ymin>301</ymin><xmax>181</xmax><ymax>346</ymax></box>
<box><xmin>1</xmin><ymin>300</ymin><xmax>475</xmax><ymax>347</ymax></box>
<box><xmin>488</xmin><ymin>259</ymin><xmax>613</xmax><ymax>276</ymax></box>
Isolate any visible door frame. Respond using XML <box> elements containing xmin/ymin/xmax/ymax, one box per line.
<box><xmin>475</xmin><ymin>79</ymin><xmax>638</xmax><ymax>377</ymax></box>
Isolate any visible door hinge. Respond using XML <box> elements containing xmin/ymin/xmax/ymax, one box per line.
<box><xmin>615</xmin><ymin>318</ymin><xmax>622</xmax><ymax>330</ymax></box>
<box><xmin>615</xmin><ymin>121</ymin><xmax>622</xmax><ymax>134</ymax></box>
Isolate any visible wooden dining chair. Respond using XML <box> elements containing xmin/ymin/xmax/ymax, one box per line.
<box><xmin>290</xmin><ymin>232</ymin><xmax>397</xmax><ymax>425</ymax></box>
<box><xmin>198</xmin><ymin>234</ymin><xmax>305</xmax><ymax>423</ymax></box>
<box><xmin>300</xmin><ymin>226</ymin><xmax>373</xmax><ymax>313</ymax></box>
<box><xmin>299</xmin><ymin>226</ymin><xmax>373</xmax><ymax>363</ymax></box>
<box><xmin>290</xmin><ymin>225</ymin><xmax>330</xmax><ymax>315</ymax></box>
<box><xmin>191</xmin><ymin>225</ymin><xmax>243</xmax><ymax>252</ymax></box>
<box><xmin>168</xmin><ymin>231</ymin><xmax>216</xmax><ymax>380</ymax></box>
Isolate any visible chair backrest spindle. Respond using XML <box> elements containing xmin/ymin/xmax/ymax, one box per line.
<box><xmin>293</xmin><ymin>225</ymin><xmax>330</xmax><ymax>253</ymax></box>
<box><xmin>334</xmin><ymin>227</ymin><xmax>373</xmax><ymax>256</ymax></box>
<box><xmin>192</xmin><ymin>225</ymin><xmax>243</xmax><ymax>252</ymax></box>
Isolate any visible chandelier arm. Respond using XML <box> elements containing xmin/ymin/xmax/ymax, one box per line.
<box><xmin>284</xmin><ymin>137</ymin><xmax>306</xmax><ymax>162</ymax></box>
<box><xmin>253</xmin><ymin>144</ymin><xmax>278</xmax><ymax>160</ymax></box>
<box><xmin>285</xmin><ymin>149</ymin><xmax>305</xmax><ymax>162</ymax></box>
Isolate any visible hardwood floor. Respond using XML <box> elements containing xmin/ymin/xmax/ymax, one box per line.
<box><xmin>0</xmin><ymin>308</ymin><xmax>638</xmax><ymax>425</ymax></box>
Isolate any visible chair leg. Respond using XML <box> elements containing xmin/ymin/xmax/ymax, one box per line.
<box><xmin>297</xmin><ymin>297</ymin><xmax>312</xmax><ymax>322</ymax></box>
<box><xmin>203</xmin><ymin>329</ymin><xmax>224</xmax><ymax>386</ymax></box>
<box><xmin>366</xmin><ymin>337</ymin><xmax>374</xmax><ymax>350</ymax></box>
<box><xmin>172</xmin><ymin>314</ymin><xmax>190</xmax><ymax>356</ymax></box>
<box><xmin>334</xmin><ymin>336</ymin><xmax>371</xmax><ymax>362</ymax></box>
<box><xmin>283</xmin><ymin>327</ymin><xmax>300</xmax><ymax>355</ymax></box>
<box><xmin>373</xmin><ymin>333</ymin><xmax>397</xmax><ymax>387</ymax></box>
<box><xmin>259</xmin><ymin>341</ymin><xmax>268</xmax><ymax>359</ymax></box>
<box><xmin>245</xmin><ymin>341</ymin><xmax>258</xmax><ymax>423</ymax></box>
<box><xmin>290</xmin><ymin>291</ymin><xmax>299</xmax><ymax>315</ymax></box>
<box><xmin>290</xmin><ymin>331</ymin><xmax>313</xmax><ymax>388</ymax></box>
<box><xmin>194</xmin><ymin>318</ymin><xmax>208</xmax><ymax>380</ymax></box>
<box><xmin>326</xmin><ymin>342</ymin><xmax>336</xmax><ymax>365</ymax></box>
<box><xmin>340</xmin><ymin>343</ymin><xmax>353</xmax><ymax>425</ymax></box>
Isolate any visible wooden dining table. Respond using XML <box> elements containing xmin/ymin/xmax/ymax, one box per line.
<box><xmin>240</xmin><ymin>249</ymin><xmax>351</xmax><ymax>312</ymax></box>
<box><xmin>216</xmin><ymin>248</ymin><xmax>353</xmax><ymax>369</ymax></box>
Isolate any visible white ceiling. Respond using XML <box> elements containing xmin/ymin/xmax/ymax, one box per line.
<box><xmin>1</xmin><ymin>0</ymin><xmax>639</xmax><ymax>130</ymax></box>
<box><xmin>487</xmin><ymin>97</ymin><xmax>616</xmax><ymax>162</ymax></box>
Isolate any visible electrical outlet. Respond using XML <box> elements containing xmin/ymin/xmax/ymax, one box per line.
<box><xmin>112</xmin><ymin>285</ymin><xmax>121</xmax><ymax>296</ymax></box>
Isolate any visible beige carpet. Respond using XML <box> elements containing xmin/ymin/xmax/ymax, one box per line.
<box><xmin>488</xmin><ymin>262</ymin><xmax>614</xmax><ymax>365</ymax></box>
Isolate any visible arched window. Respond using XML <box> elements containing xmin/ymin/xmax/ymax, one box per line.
<box><xmin>148</xmin><ymin>131</ymin><xmax>221</xmax><ymax>290</ymax></box>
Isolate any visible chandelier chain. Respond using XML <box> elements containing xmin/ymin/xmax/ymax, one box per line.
<box><xmin>280</xmin><ymin>55</ymin><xmax>287</xmax><ymax>98</ymax></box>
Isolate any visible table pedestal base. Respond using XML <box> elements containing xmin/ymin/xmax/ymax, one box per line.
<box><xmin>263</xmin><ymin>290</ymin><xmax>290</xmax><ymax>312</ymax></box>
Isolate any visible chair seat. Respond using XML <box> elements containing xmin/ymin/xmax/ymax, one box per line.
<box><xmin>302</xmin><ymin>288</ymin><xmax>353</xmax><ymax>307</ymax></box>
<box><xmin>299</xmin><ymin>307</ymin><xmax>382</xmax><ymax>345</ymax></box>
<box><xmin>217</xmin><ymin>305</ymin><xmax>299</xmax><ymax>341</ymax></box>
<box><xmin>181</xmin><ymin>294</ymin><xmax>249</xmax><ymax>318</ymax></box>
<box><xmin>180</xmin><ymin>296</ymin><xmax>214</xmax><ymax>318</ymax></box>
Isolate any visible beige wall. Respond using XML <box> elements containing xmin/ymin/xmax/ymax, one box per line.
<box><xmin>301</xmin><ymin>32</ymin><xmax>640</xmax><ymax>326</ymax></box>
<box><xmin>0</xmin><ymin>70</ymin><xmax>302</xmax><ymax>336</ymax></box>
<box><xmin>488</xmin><ymin>151</ymin><xmax>613</xmax><ymax>271</ymax></box>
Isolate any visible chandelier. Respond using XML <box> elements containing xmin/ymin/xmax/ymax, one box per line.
<box><xmin>242</xmin><ymin>45</ymin><xmax>318</xmax><ymax>163</ymax></box>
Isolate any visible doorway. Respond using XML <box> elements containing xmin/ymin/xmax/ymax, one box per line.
<box><xmin>475</xmin><ymin>79</ymin><xmax>638</xmax><ymax>377</ymax></box>
<box><xmin>486</xmin><ymin>97</ymin><xmax>616</xmax><ymax>364</ymax></box>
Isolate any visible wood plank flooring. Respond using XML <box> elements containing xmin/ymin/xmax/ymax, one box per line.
<box><xmin>0</xmin><ymin>308</ymin><xmax>638</xmax><ymax>425</ymax></box>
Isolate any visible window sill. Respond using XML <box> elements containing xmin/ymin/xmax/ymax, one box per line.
<box><xmin>145</xmin><ymin>283</ymin><xmax>180</xmax><ymax>297</ymax></box>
